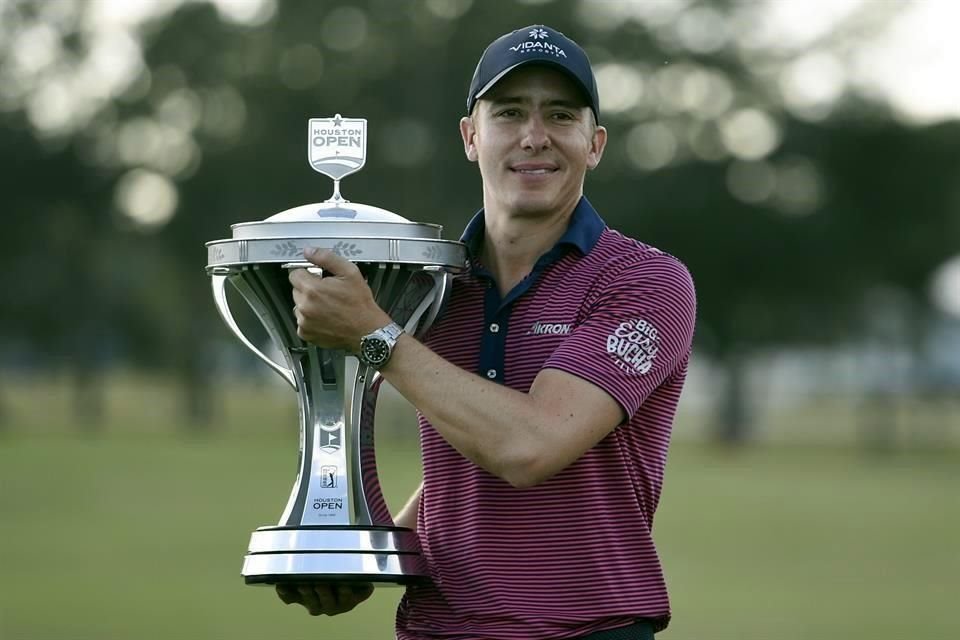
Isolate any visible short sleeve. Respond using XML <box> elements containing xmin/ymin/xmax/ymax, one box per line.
<box><xmin>543</xmin><ymin>254</ymin><xmax>696</xmax><ymax>418</ymax></box>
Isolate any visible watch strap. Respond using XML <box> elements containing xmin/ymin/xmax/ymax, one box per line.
<box><xmin>378</xmin><ymin>321</ymin><xmax>405</xmax><ymax>342</ymax></box>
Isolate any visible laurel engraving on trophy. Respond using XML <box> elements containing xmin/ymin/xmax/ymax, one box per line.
<box><xmin>332</xmin><ymin>241</ymin><xmax>362</xmax><ymax>257</ymax></box>
<box><xmin>422</xmin><ymin>245</ymin><xmax>441</xmax><ymax>261</ymax></box>
<box><xmin>270</xmin><ymin>240</ymin><xmax>301</xmax><ymax>257</ymax></box>
<box><xmin>213</xmin><ymin>246</ymin><xmax>225</xmax><ymax>261</ymax></box>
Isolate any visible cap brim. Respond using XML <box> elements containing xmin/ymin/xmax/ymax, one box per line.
<box><xmin>473</xmin><ymin>59</ymin><xmax>593</xmax><ymax>110</ymax></box>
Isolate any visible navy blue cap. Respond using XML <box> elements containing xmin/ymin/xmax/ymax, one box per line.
<box><xmin>467</xmin><ymin>25</ymin><xmax>600</xmax><ymax>123</ymax></box>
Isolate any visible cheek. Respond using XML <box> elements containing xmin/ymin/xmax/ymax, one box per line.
<box><xmin>576</xmin><ymin>139</ymin><xmax>597</xmax><ymax>168</ymax></box>
<box><xmin>475</xmin><ymin>152</ymin><xmax>499</xmax><ymax>178</ymax></box>
<box><xmin>477</xmin><ymin>154</ymin><xmax>496</xmax><ymax>179</ymax></box>
<box><xmin>475</xmin><ymin>139</ymin><xmax>505</xmax><ymax>168</ymax></box>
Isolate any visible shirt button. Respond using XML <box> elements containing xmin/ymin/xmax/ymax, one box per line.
<box><xmin>489</xmin><ymin>323</ymin><xmax>500</xmax><ymax>333</ymax></box>
<box><xmin>486</xmin><ymin>369</ymin><xmax>497</xmax><ymax>379</ymax></box>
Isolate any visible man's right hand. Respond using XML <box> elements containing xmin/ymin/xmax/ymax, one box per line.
<box><xmin>275</xmin><ymin>582</ymin><xmax>374</xmax><ymax>616</ymax></box>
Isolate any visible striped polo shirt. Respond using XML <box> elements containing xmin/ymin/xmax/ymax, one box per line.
<box><xmin>396</xmin><ymin>196</ymin><xmax>696</xmax><ymax>640</ymax></box>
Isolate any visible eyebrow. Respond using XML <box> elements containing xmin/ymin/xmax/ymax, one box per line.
<box><xmin>487</xmin><ymin>95</ymin><xmax>586</xmax><ymax>110</ymax></box>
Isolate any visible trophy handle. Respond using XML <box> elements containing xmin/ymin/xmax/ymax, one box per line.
<box><xmin>211</xmin><ymin>273</ymin><xmax>298</xmax><ymax>390</ymax></box>
<box><xmin>418</xmin><ymin>270</ymin><xmax>454</xmax><ymax>336</ymax></box>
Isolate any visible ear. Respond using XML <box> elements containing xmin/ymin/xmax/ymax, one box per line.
<box><xmin>586</xmin><ymin>125</ymin><xmax>608</xmax><ymax>171</ymax></box>
<box><xmin>460</xmin><ymin>116</ymin><xmax>478</xmax><ymax>162</ymax></box>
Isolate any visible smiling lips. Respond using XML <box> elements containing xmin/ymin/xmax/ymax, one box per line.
<box><xmin>511</xmin><ymin>163</ymin><xmax>558</xmax><ymax>175</ymax></box>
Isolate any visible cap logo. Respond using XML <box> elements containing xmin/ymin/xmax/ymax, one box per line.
<box><xmin>509</xmin><ymin>28</ymin><xmax>567</xmax><ymax>58</ymax></box>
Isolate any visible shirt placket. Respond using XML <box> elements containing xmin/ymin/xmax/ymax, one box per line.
<box><xmin>474</xmin><ymin>260</ymin><xmax>558</xmax><ymax>384</ymax></box>
<box><xmin>477</xmin><ymin>279</ymin><xmax>508</xmax><ymax>384</ymax></box>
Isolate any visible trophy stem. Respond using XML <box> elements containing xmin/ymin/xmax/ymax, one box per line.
<box><xmin>327</xmin><ymin>179</ymin><xmax>349</xmax><ymax>204</ymax></box>
<box><xmin>277</xmin><ymin>347</ymin><xmax>354</xmax><ymax>527</ymax></box>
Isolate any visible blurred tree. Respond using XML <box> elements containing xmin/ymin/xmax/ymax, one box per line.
<box><xmin>1</xmin><ymin>0</ymin><xmax>958</xmax><ymax>444</ymax></box>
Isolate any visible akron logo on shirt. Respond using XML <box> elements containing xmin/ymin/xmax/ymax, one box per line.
<box><xmin>606</xmin><ymin>318</ymin><xmax>660</xmax><ymax>374</ymax></box>
<box><xmin>528</xmin><ymin>320</ymin><xmax>572</xmax><ymax>336</ymax></box>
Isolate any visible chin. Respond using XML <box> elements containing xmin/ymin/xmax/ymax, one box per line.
<box><xmin>506</xmin><ymin>194</ymin><xmax>560</xmax><ymax>217</ymax></box>
<box><xmin>508</xmin><ymin>204</ymin><xmax>554</xmax><ymax>219</ymax></box>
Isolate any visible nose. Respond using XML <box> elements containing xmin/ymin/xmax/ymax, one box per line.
<box><xmin>520</xmin><ymin>115</ymin><xmax>550</xmax><ymax>152</ymax></box>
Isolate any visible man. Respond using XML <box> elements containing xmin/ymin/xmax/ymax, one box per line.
<box><xmin>280</xmin><ymin>24</ymin><xmax>696</xmax><ymax>640</ymax></box>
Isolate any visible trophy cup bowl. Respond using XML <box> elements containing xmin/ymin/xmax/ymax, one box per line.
<box><xmin>205</xmin><ymin>116</ymin><xmax>466</xmax><ymax>586</ymax></box>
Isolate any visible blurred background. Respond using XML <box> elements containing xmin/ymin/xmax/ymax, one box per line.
<box><xmin>1</xmin><ymin>0</ymin><xmax>958</xmax><ymax>638</ymax></box>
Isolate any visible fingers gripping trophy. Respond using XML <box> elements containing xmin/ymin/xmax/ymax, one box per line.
<box><xmin>205</xmin><ymin>115</ymin><xmax>466</xmax><ymax>586</ymax></box>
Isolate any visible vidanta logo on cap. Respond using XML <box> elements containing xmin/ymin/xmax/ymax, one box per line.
<box><xmin>509</xmin><ymin>28</ymin><xmax>568</xmax><ymax>58</ymax></box>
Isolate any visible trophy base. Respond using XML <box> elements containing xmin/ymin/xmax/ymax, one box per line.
<box><xmin>243</xmin><ymin>567</ymin><xmax>427</xmax><ymax>586</ymax></box>
<box><xmin>241</xmin><ymin>525</ymin><xmax>429</xmax><ymax>586</ymax></box>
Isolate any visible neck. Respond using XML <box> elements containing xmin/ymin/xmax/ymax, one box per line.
<box><xmin>480</xmin><ymin>202</ymin><xmax>576</xmax><ymax>294</ymax></box>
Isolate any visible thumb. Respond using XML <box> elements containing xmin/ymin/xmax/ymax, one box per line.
<box><xmin>304</xmin><ymin>247</ymin><xmax>357</xmax><ymax>277</ymax></box>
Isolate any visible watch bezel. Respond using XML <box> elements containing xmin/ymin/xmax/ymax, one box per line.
<box><xmin>360</xmin><ymin>336</ymin><xmax>390</xmax><ymax>366</ymax></box>
<box><xmin>357</xmin><ymin>322</ymin><xmax>404</xmax><ymax>368</ymax></box>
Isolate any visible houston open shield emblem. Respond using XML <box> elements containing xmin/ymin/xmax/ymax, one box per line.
<box><xmin>308</xmin><ymin>115</ymin><xmax>367</xmax><ymax>180</ymax></box>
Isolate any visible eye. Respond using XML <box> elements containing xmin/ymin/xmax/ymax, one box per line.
<box><xmin>495</xmin><ymin>108</ymin><xmax>521</xmax><ymax>119</ymax></box>
<box><xmin>550</xmin><ymin>111</ymin><xmax>576</xmax><ymax>121</ymax></box>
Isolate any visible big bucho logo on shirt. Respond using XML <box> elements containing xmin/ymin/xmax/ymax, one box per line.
<box><xmin>606</xmin><ymin>318</ymin><xmax>660</xmax><ymax>374</ymax></box>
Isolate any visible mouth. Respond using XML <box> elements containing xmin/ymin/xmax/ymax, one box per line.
<box><xmin>510</xmin><ymin>165</ymin><xmax>559</xmax><ymax>175</ymax></box>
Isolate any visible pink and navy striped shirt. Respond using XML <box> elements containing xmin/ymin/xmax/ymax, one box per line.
<box><xmin>396</xmin><ymin>197</ymin><xmax>696</xmax><ymax>640</ymax></box>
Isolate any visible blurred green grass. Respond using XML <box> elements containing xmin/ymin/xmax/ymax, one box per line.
<box><xmin>1</xmin><ymin>377</ymin><xmax>958</xmax><ymax>639</ymax></box>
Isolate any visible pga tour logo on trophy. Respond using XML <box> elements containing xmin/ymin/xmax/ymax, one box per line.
<box><xmin>205</xmin><ymin>115</ymin><xmax>466</xmax><ymax>586</ymax></box>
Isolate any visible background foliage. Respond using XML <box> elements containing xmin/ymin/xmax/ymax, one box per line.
<box><xmin>2</xmin><ymin>0</ymin><xmax>959</xmax><ymax>638</ymax></box>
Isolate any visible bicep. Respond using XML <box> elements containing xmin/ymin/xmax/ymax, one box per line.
<box><xmin>527</xmin><ymin>367</ymin><xmax>626</xmax><ymax>470</ymax></box>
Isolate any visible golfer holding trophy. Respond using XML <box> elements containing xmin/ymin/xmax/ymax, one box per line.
<box><xmin>209</xmin><ymin>23</ymin><xmax>696</xmax><ymax>640</ymax></box>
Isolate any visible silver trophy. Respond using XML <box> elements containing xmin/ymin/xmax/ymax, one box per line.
<box><xmin>205</xmin><ymin>115</ymin><xmax>466</xmax><ymax>585</ymax></box>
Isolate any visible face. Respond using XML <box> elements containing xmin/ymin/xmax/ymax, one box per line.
<box><xmin>460</xmin><ymin>66</ymin><xmax>607</xmax><ymax>221</ymax></box>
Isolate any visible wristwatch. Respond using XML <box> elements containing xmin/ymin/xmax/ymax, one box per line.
<box><xmin>357</xmin><ymin>322</ymin><xmax>405</xmax><ymax>369</ymax></box>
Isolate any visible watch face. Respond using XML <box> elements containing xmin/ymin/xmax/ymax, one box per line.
<box><xmin>361</xmin><ymin>338</ymin><xmax>389</xmax><ymax>365</ymax></box>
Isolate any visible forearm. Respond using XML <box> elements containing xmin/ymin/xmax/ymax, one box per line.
<box><xmin>380</xmin><ymin>335</ymin><xmax>569</xmax><ymax>487</ymax></box>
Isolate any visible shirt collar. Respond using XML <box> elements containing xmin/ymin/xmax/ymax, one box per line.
<box><xmin>460</xmin><ymin>196</ymin><xmax>605</xmax><ymax>261</ymax></box>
